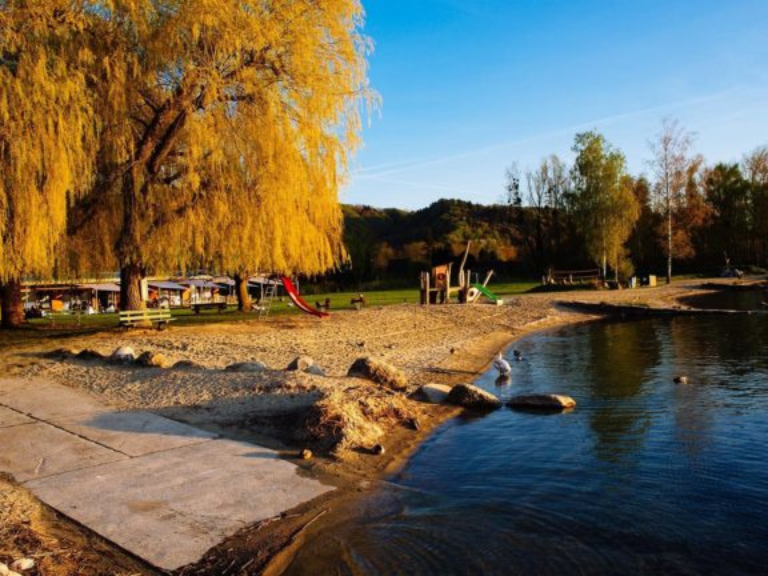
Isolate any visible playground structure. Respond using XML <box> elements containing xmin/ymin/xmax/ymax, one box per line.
<box><xmin>280</xmin><ymin>277</ymin><xmax>329</xmax><ymax>318</ymax></box>
<box><xmin>419</xmin><ymin>242</ymin><xmax>503</xmax><ymax>306</ymax></box>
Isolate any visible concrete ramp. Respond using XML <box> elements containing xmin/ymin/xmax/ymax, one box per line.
<box><xmin>0</xmin><ymin>378</ymin><xmax>333</xmax><ymax>570</ymax></box>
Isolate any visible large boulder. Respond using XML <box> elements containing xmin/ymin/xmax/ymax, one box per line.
<box><xmin>136</xmin><ymin>351</ymin><xmax>169</xmax><ymax>368</ymax></box>
<box><xmin>507</xmin><ymin>394</ymin><xmax>576</xmax><ymax>411</ymax></box>
<box><xmin>347</xmin><ymin>357</ymin><xmax>407</xmax><ymax>391</ymax></box>
<box><xmin>108</xmin><ymin>346</ymin><xmax>136</xmax><ymax>365</ymax></box>
<box><xmin>225</xmin><ymin>361</ymin><xmax>267</xmax><ymax>373</ymax></box>
<box><xmin>414</xmin><ymin>383</ymin><xmax>452</xmax><ymax>404</ymax></box>
<box><xmin>446</xmin><ymin>384</ymin><xmax>501</xmax><ymax>410</ymax></box>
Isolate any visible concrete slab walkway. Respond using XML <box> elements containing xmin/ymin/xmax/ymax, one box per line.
<box><xmin>0</xmin><ymin>378</ymin><xmax>333</xmax><ymax>570</ymax></box>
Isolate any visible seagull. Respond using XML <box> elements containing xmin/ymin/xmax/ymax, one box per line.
<box><xmin>493</xmin><ymin>352</ymin><xmax>511</xmax><ymax>376</ymax></box>
<box><xmin>513</xmin><ymin>350</ymin><xmax>523</xmax><ymax>362</ymax></box>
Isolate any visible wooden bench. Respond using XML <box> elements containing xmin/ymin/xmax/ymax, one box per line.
<box><xmin>546</xmin><ymin>268</ymin><xmax>602</xmax><ymax>285</ymax></box>
<box><xmin>191</xmin><ymin>302</ymin><xmax>228</xmax><ymax>314</ymax></box>
<box><xmin>119</xmin><ymin>309</ymin><xmax>173</xmax><ymax>329</ymax></box>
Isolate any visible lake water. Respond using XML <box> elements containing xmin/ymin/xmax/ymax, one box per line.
<box><xmin>286</xmin><ymin>298</ymin><xmax>768</xmax><ymax>575</ymax></box>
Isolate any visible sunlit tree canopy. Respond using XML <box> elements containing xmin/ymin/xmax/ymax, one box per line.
<box><xmin>62</xmin><ymin>0</ymin><xmax>371</xmax><ymax>306</ymax></box>
<box><xmin>0</xmin><ymin>2</ymin><xmax>97</xmax><ymax>282</ymax></box>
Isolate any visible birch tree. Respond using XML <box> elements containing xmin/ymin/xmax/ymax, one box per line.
<box><xmin>649</xmin><ymin>118</ymin><xmax>694</xmax><ymax>284</ymax></box>
<box><xmin>569</xmin><ymin>131</ymin><xmax>639</xmax><ymax>281</ymax></box>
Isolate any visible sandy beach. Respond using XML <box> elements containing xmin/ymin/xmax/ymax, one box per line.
<box><xmin>0</xmin><ymin>279</ymin><xmax>752</xmax><ymax>574</ymax></box>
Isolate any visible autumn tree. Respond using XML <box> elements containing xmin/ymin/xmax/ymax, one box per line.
<box><xmin>742</xmin><ymin>147</ymin><xmax>768</xmax><ymax>265</ymax></box>
<box><xmin>569</xmin><ymin>131</ymin><xmax>639</xmax><ymax>280</ymax></box>
<box><xmin>68</xmin><ymin>0</ymin><xmax>370</xmax><ymax>310</ymax></box>
<box><xmin>0</xmin><ymin>3</ymin><xmax>97</xmax><ymax>327</ymax></box>
<box><xmin>648</xmin><ymin>118</ymin><xmax>695</xmax><ymax>283</ymax></box>
<box><xmin>703</xmin><ymin>163</ymin><xmax>751</xmax><ymax>266</ymax></box>
<box><xmin>626</xmin><ymin>176</ymin><xmax>659</xmax><ymax>274</ymax></box>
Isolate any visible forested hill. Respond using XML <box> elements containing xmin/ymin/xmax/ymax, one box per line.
<box><xmin>340</xmin><ymin>199</ymin><xmax>536</xmax><ymax>287</ymax></box>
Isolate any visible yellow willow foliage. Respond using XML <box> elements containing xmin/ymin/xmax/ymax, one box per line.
<box><xmin>0</xmin><ymin>3</ymin><xmax>97</xmax><ymax>282</ymax></box>
<box><xmin>69</xmin><ymin>0</ymin><xmax>371</xmax><ymax>277</ymax></box>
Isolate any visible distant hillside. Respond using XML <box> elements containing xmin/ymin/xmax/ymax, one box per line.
<box><xmin>339</xmin><ymin>199</ymin><xmax>530</xmax><ymax>288</ymax></box>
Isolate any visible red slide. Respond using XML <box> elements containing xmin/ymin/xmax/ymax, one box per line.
<box><xmin>280</xmin><ymin>276</ymin><xmax>329</xmax><ymax>318</ymax></box>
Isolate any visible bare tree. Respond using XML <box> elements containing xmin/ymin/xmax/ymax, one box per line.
<box><xmin>649</xmin><ymin>118</ymin><xmax>695</xmax><ymax>283</ymax></box>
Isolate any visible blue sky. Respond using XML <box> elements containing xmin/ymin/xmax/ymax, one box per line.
<box><xmin>343</xmin><ymin>0</ymin><xmax>768</xmax><ymax>209</ymax></box>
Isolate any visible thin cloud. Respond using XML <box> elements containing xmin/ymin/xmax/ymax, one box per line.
<box><xmin>352</xmin><ymin>88</ymin><xmax>741</xmax><ymax>182</ymax></box>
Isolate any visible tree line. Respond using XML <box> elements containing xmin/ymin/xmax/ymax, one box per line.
<box><xmin>333</xmin><ymin>126</ymin><xmax>767</xmax><ymax>291</ymax></box>
<box><xmin>0</xmin><ymin>1</ymin><xmax>371</xmax><ymax>328</ymax></box>
<box><xmin>509</xmin><ymin>126</ymin><xmax>768</xmax><ymax>283</ymax></box>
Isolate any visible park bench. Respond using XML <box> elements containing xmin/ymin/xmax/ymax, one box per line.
<box><xmin>546</xmin><ymin>268</ymin><xmax>602</xmax><ymax>285</ymax></box>
<box><xmin>119</xmin><ymin>309</ymin><xmax>173</xmax><ymax>329</ymax></box>
<box><xmin>191</xmin><ymin>301</ymin><xmax>228</xmax><ymax>314</ymax></box>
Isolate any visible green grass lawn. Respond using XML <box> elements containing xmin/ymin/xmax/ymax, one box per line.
<box><xmin>13</xmin><ymin>279</ymin><xmax>540</xmax><ymax>338</ymax></box>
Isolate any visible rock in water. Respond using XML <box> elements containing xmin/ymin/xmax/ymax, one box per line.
<box><xmin>347</xmin><ymin>357</ymin><xmax>407</xmax><ymax>391</ymax></box>
<box><xmin>136</xmin><ymin>351</ymin><xmax>168</xmax><ymax>368</ymax></box>
<box><xmin>109</xmin><ymin>346</ymin><xmax>136</xmax><ymax>365</ymax></box>
<box><xmin>507</xmin><ymin>394</ymin><xmax>576</xmax><ymax>411</ymax></box>
<box><xmin>225</xmin><ymin>361</ymin><xmax>267</xmax><ymax>373</ymax></box>
<box><xmin>673</xmin><ymin>375</ymin><xmax>689</xmax><ymax>384</ymax></box>
<box><xmin>446</xmin><ymin>384</ymin><xmax>501</xmax><ymax>410</ymax></box>
<box><xmin>286</xmin><ymin>356</ymin><xmax>314</xmax><ymax>371</ymax></box>
<box><xmin>415</xmin><ymin>383</ymin><xmax>452</xmax><ymax>404</ymax></box>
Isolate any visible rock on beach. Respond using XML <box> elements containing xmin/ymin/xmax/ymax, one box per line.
<box><xmin>109</xmin><ymin>346</ymin><xmax>136</xmax><ymax>365</ymax></box>
<box><xmin>415</xmin><ymin>383</ymin><xmax>452</xmax><ymax>404</ymax></box>
<box><xmin>446</xmin><ymin>384</ymin><xmax>501</xmax><ymax>410</ymax></box>
<box><xmin>286</xmin><ymin>356</ymin><xmax>315</xmax><ymax>371</ymax></box>
<box><xmin>136</xmin><ymin>351</ymin><xmax>169</xmax><ymax>368</ymax></box>
<box><xmin>347</xmin><ymin>357</ymin><xmax>407</xmax><ymax>391</ymax></box>
<box><xmin>225</xmin><ymin>361</ymin><xmax>267</xmax><ymax>373</ymax></box>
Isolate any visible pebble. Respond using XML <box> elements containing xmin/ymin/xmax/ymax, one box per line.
<box><xmin>11</xmin><ymin>559</ymin><xmax>34</xmax><ymax>572</ymax></box>
<box><xmin>300</xmin><ymin>448</ymin><xmax>313</xmax><ymax>460</ymax></box>
<box><xmin>372</xmin><ymin>444</ymin><xmax>386</xmax><ymax>455</ymax></box>
<box><xmin>0</xmin><ymin>562</ymin><xmax>22</xmax><ymax>576</ymax></box>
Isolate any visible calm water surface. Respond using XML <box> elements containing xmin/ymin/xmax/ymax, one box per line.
<box><xmin>287</xmin><ymin>307</ymin><xmax>768</xmax><ymax>575</ymax></box>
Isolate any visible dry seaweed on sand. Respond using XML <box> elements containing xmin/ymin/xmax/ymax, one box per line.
<box><xmin>305</xmin><ymin>386</ymin><xmax>422</xmax><ymax>455</ymax></box>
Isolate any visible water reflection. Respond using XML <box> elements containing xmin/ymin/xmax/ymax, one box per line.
<box><xmin>286</xmin><ymin>315</ymin><xmax>768</xmax><ymax>576</ymax></box>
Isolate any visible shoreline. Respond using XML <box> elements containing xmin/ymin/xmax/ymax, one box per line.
<box><xmin>0</xmin><ymin>278</ymin><xmax>760</xmax><ymax>574</ymax></box>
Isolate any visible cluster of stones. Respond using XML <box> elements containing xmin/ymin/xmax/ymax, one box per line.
<box><xmin>415</xmin><ymin>383</ymin><xmax>576</xmax><ymax>412</ymax></box>
<box><xmin>44</xmin><ymin>347</ymin><xmax>332</xmax><ymax>376</ymax></box>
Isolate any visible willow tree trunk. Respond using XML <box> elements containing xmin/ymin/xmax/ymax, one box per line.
<box><xmin>120</xmin><ymin>264</ymin><xmax>145</xmax><ymax>311</ymax></box>
<box><xmin>0</xmin><ymin>278</ymin><xmax>25</xmax><ymax>329</ymax></box>
<box><xmin>234</xmin><ymin>273</ymin><xmax>251</xmax><ymax>312</ymax></box>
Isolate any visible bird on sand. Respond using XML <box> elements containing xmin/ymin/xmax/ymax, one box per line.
<box><xmin>493</xmin><ymin>352</ymin><xmax>512</xmax><ymax>376</ymax></box>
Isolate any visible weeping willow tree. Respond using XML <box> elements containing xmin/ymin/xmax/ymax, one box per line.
<box><xmin>67</xmin><ymin>0</ymin><xmax>370</xmax><ymax>310</ymax></box>
<box><xmin>0</xmin><ymin>3</ymin><xmax>97</xmax><ymax>327</ymax></box>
